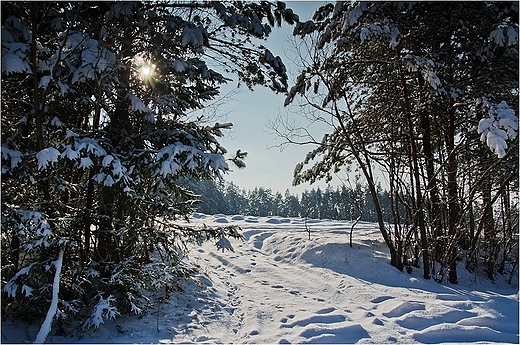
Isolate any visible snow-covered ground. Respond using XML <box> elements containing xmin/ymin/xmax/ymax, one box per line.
<box><xmin>3</xmin><ymin>214</ymin><xmax>518</xmax><ymax>344</ymax></box>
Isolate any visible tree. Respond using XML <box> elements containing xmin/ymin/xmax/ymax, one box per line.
<box><xmin>224</xmin><ymin>182</ymin><xmax>248</xmax><ymax>215</ymax></box>
<box><xmin>1</xmin><ymin>1</ymin><xmax>298</xmax><ymax>331</ymax></box>
<box><xmin>284</xmin><ymin>189</ymin><xmax>303</xmax><ymax>217</ymax></box>
<box><xmin>283</xmin><ymin>2</ymin><xmax>518</xmax><ymax>281</ymax></box>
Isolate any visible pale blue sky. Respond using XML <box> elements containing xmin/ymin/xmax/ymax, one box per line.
<box><xmin>217</xmin><ymin>1</ymin><xmax>334</xmax><ymax>195</ymax></box>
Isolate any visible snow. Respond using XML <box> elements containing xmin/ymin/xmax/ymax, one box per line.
<box><xmin>490</xmin><ymin>28</ymin><xmax>506</xmax><ymax>46</ymax></box>
<box><xmin>2</xmin><ymin>214</ymin><xmax>518</xmax><ymax>344</ymax></box>
<box><xmin>156</xmin><ymin>144</ymin><xmax>228</xmax><ymax>178</ymax></box>
<box><xmin>34</xmin><ymin>249</ymin><xmax>64</xmax><ymax>344</ymax></box>
<box><xmin>172</xmin><ymin>59</ymin><xmax>188</xmax><ymax>73</ymax></box>
<box><xmin>490</xmin><ymin>26</ymin><xmax>519</xmax><ymax>47</ymax></box>
<box><xmin>3</xmin><ymin>264</ymin><xmax>35</xmax><ymax>298</ymax></box>
<box><xmin>50</xmin><ymin>116</ymin><xmax>64</xmax><ymax>128</ymax></box>
<box><xmin>103</xmin><ymin>175</ymin><xmax>115</xmax><ymax>187</ymax></box>
<box><xmin>389</xmin><ymin>26</ymin><xmax>400</xmax><ymax>49</ymax></box>
<box><xmin>1</xmin><ymin>145</ymin><xmax>22</xmax><ymax>172</ymax></box>
<box><xmin>425</xmin><ymin>70</ymin><xmax>442</xmax><ymax>90</ymax></box>
<box><xmin>62</xmin><ymin>145</ymin><xmax>80</xmax><ymax>160</ymax></box>
<box><xmin>102</xmin><ymin>154</ymin><xmax>114</xmax><ymax>167</ymax></box>
<box><xmin>39</xmin><ymin>75</ymin><xmax>52</xmax><ymax>89</ymax></box>
<box><xmin>478</xmin><ymin>99</ymin><xmax>519</xmax><ymax>158</ymax></box>
<box><xmin>80</xmin><ymin>295</ymin><xmax>121</xmax><ymax>331</ymax></box>
<box><xmin>182</xmin><ymin>25</ymin><xmax>204</xmax><ymax>47</ymax></box>
<box><xmin>128</xmin><ymin>92</ymin><xmax>151</xmax><ymax>114</ymax></box>
<box><xmin>36</xmin><ymin>147</ymin><xmax>61</xmax><ymax>170</ymax></box>
<box><xmin>79</xmin><ymin>157</ymin><xmax>93</xmax><ymax>169</ymax></box>
<box><xmin>345</xmin><ymin>3</ymin><xmax>366</xmax><ymax>28</ymax></box>
<box><xmin>507</xmin><ymin>25</ymin><xmax>518</xmax><ymax>46</ymax></box>
<box><xmin>486</xmin><ymin>130</ymin><xmax>508</xmax><ymax>159</ymax></box>
<box><xmin>360</xmin><ymin>27</ymin><xmax>370</xmax><ymax>42</ymax></box>
<box><xmin>1</xmin><ymin>50</ymin><xmax>30</xmax><ymax>75</ymax></box>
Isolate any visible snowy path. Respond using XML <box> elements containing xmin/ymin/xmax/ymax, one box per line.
<box><xmin>194</xmin><ymin>228</ymin><xmax>374</xmax><ymax>344</ymax></box>
<box><xmin>2</xmin><ymin>214</ymin><xmax>518</xmax><ymax>344</ymax></box>
<box><xmin>187</xmin><ymin>215</ymin><xmax>519</xmax><ymax>344</ymax></box>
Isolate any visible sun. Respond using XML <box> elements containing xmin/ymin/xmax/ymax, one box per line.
<box><xmin>134</xmin><ymin>55</ymin><xmax>155</xmax><ymax>80</ymax></box>
<box><xmin>138</xmin><ymin>63</ymin><xmax>155</xmax><ymax>80</ymax></box>
<box><xmin>141</xmin><ymin>65</ymin><xmax>152</xmax><ymax>76</ymax></box>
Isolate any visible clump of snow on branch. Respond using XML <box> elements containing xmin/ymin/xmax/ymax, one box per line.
<box><xmin>425</xmin><ymin>70</ymin><xmax>442</xmax><ymax>91</ymax></box>
<box><xmin>1</xmin><ymin>146</ymin><xmax>22</xmax><ymax>173</ymax></box>
<box><xmin>36</xmin><ymin>147</ymin><xmax>61</xmax><ymax>170</ymax></box>
<box><xmin>1</xmin><ymin>21</ymin><xmax>31</xmax><ymax>76</ymax></box>
<box><xmin>401</xmin><ymin>54</ymin><xmax>444</xmax><ymax>92</ymax></box>
<box><xmin>127</xmin><ymin>92</ymin><xmax>152</xmax><ymax>116</ymax></box>
<box><xmin>172</xmin><ymin>59</ymin><xmax>188</xmax><ymax>73</ymax></box>
<box><xmin>490</xmin><ymin>25</ymin><xmax>519</xmax><ymax>47</ymax></box>
<box><xmin>343</xmin><ymin>2</ymin><xmax>366</xmax><ymax>29</ymax></box>
<box><xmin>83</xmin><ymin>295</ymin><xmax>120</xmax><ymax>330</ymax></box>
<box><xmin>20</xmin><ymin>210</ymin><xmax>54</xmax><ymax>249</ymax></box>
<box><xmin>182</xmin><ymin>24</ymin><xmax>205</xmax><ymax>47</ymax></box>
<box><xmin>216</xmin><ymin>227</ymin><xmax>235</xmax><ymax>252</ymax></box>
<box><xmin>477</xmin><ymin>98</ymin><xmax>518</xmax><ymax>158</ymax></box>
<box><xmin>156</xmin><ymin>144</ymin><xmax>228</xmax><ymax>179</ymax></box>
<box><xmin>3</xmin><ymin>264</ymin><xmax>35</xmax><ymax>298</ymax></box>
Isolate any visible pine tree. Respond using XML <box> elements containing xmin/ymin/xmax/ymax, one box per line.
<box><xmin>1</xmin><ymin>1</ymin><xmax>298</xmax><ymax>330</ymax></box>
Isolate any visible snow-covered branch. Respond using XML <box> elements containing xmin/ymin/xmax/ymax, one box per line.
<box><xmin>34</xmin><ymin>249</ymin><xmax>64</xmax><ymax>344</ymax></box>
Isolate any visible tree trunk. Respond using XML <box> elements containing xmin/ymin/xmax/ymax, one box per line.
<box><xmin>418</xmin><ymin>72</ymin><xmax>443</xmax><ymax>247</ymax></box>
<box><xmin>497</xmin><ymin>183</ymin><xmax>512</xmax><ymax>275</ymax></box>
<box><xmin>83</xmin><ymin>169</ymin><xmax>95</xmax><ymax>264</ymax></box>
<box><xmin>31</xmin><ymin>4</ymin><xmax>51</xmax><ymax>204</ymax></box>
<box><xmin>335</xmin><ymin>105</ymin><xmax>402</xmax><ymax>271</ymax></box>
<box><xmin>398</xmin><ymin>59</ymin><xmax>430</xmax><ymax>279</ymax></box>
<box><xmin>446</xmin><ymin>106</ymin><xmax>459</xmax><ymax>284</ymax></box>
<box><xmin>96</xmin><ymin>26</ymin><xmax>133</xmax><ymax>264</ymax></box>
<box><xmin>482</xmin><ymin>179</ymin><xmax>495</xmax><ymax>280</ymax></box>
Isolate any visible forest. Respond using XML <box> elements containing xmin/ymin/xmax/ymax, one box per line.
<box><xmin>1</xmin><ymin>1</ymin><xmax>518</xmax><ymax>342</ymax></box>
<box><xmin>185</xmin><ymin>179</ymin><xmax>395</xmax><ymax>222</ymax></box>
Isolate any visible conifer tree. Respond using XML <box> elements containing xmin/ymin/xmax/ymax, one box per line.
<box><xmin>1</xmin><ymin>1</ymin><xmax>298</xmax><ymax>329</ymax></box>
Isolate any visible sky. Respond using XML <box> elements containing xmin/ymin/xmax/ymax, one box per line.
<box><xmin>215</xmin><ymin>1</ymin><xmax>342</xmax><ymax>195</ymax></box>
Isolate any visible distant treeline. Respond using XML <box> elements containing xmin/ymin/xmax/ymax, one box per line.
<box><xmin>182</xmin><ymin>179</ymin><xmax>398</xmax><ymax>223</ymax></box>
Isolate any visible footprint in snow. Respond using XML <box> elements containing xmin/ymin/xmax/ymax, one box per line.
<box><xmin>281</xmin><ymin>314</ymin><xmax>347</xmax><ymax>328</ymax></box>
<box><xmin>371</xmin><ymin>295</ymin><xmax>394</xmax><ymax>304</ymax></box>
<box><xmin>382</xmin><ymin>301</ymin><xmax>425</xmax><ymax>318</ymax></box>
<box><xmin>316</xmin><ymin>307</ymin><xmax>336</xmax><ymax>314</ymax></box>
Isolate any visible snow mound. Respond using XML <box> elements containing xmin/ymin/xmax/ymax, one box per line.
<box><xmin>192</xmin><ymin>213</ymin><xmax>206</xmax><ymax>219</ymax></box>
<box><xmin>214</xmin><ymin>217</ymin><xmax>229</xmax><ymax>224</ymax></box>
<box><xmin>265</xmin><ymin>217</ymin><xmax>292</xmax><ymax>224</ymax></box>
<box><xmin>266</xmin><ymin>218</ymin><xmax>281</xmax><ymax>224</ymax></box>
